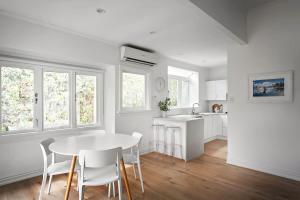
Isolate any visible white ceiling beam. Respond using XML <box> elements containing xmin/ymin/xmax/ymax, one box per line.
<box><xmin>190</xmin><ymin>0</ymin><xmax>247</xmax><ymax>44</ymax></box>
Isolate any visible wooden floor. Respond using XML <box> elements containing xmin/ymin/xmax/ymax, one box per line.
<box><xmin>1</xmin><ymin>139</ymin><xmax>300</xmax><ymax>200</ymax></box>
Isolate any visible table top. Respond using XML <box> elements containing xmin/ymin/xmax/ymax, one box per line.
<box><xmin>49</xmin><ymin>133</ymin><xmax>139</xmax><ymax>156</ymax></box>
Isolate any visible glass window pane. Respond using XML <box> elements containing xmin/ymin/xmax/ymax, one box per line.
<box><xmin>181</xmin><ymin>80</ymin><xmax>189</xmax><ymax>107</ymax></box>
<box><xmin>168</xmin><ymin>79</ymin><xmax>178</xmax><ymax>107</ymax></box>
<box><xmin>43</xmin><ymin>71</ymin><xmax>69</xmax><ymax>128</ymax></box>
<box><xmin>1</xmin><ymin>66</ymin><xmax>34</xmax><ymax>132</ymax></box>
<box><xmin>76</xmin><ymin>74</ymin><xmax>97</xmax><ymax>125</ymax></box>
<box><xmin>122</xmin><ymin>72</ymin><xmax>145</xmax><ymax>108</ymax></box>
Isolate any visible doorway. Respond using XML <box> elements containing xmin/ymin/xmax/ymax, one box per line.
<box><xmin>204</xmin><ymin>139</ymin><xmax>227</xmax><ymax>160</ymax></box>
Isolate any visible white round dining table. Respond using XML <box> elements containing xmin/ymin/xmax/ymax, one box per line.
<box><xmin>49</xmin><ymin>133</ymin><xmax>139</xmax><ymax>200</ymax></box>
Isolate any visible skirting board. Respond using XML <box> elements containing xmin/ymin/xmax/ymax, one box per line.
<box><xmin>0</xmin><ymin>169</ymin><xmax>43</xmax><ymax>187</ymax></box>
<box><xmin>227</xmin><ymin>157</ymin><xmax>300</xmax><ymax>182</ymax></box>
<box><xmin>204</xmin><ymin>135</ymin><xmax>227</xmax><ymax>143</ymax></box>
<box><xmin>140</xmin><ymin>146</ymin><xmax>155</xmax><ymax>155</ymax></box>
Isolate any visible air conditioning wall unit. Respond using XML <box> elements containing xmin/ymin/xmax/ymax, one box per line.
<box><xmin>120</xmin><ymin>46</ymin><xmax>158</xmax><ymax>67</ymax></box>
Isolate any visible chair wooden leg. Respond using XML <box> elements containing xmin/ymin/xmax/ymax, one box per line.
<box><xmin>39</xmin><ymin>172</ymin><xmax>47</xmax><ymax>200</ymax></box>
<box><xmin>64</xmin><ymin>156</ymin><xmax>77</xmax><ymax>200</ymax></box>
<box><xmin>120</xmin><ymin>158</ymin><xmax>132</xmax><ymax>200</ymax></box>
<box><xmin>47</xmin><ymin>175</ymin><xmax>53</xmax><ymax>194</ymax></box>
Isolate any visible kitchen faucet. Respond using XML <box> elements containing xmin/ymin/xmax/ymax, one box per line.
<box><xmin>192</xmin><ymin>103</ymin><xmax>200</xmax><ymax>115</ymax></box>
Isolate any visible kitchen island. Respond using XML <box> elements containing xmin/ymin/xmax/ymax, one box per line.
<box><xmin>153</xmin><ymin>115</ymin><xmax>204</xmax><ymax>161</ymax></box>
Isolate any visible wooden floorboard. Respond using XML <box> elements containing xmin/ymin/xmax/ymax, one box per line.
<box><xmin>0</xmin><ymin>140</ymin><xmax>300</xmax><ymax>200</ymax></box>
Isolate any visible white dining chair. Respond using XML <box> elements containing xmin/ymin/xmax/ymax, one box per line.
<box><xmin>78</xmin><ymin>147</ymin><xmax>123</xmax><ymax>200</ymax></box>
<box><xmin>123</xmin><ymin>132</ymin><xmax>144</xmax><ymax>192</ymax></box>
<box><xmin>39</xmin><ymin>138</ymin><xmax>77</xmax><ymax>200</ymax></box>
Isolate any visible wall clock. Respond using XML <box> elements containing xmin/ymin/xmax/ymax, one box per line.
<box><xmin>155</xmin><ymin>77</ymin><xmax>166</xmax><ymax>92</ymax></box>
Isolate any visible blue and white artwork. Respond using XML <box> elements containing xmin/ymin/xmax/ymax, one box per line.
<box><xmin>253</xmin><ymin>78</ymin><xmax>284</xmax><ymax>97</ymax></box>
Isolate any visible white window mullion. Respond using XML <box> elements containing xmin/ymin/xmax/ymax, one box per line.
<box><xmin>71</xmin><ymin>71</ymin><xmax>76</xmax><ymax>128</ymax></box>
<box><xmin>96</xmin><ymin>73</ymin><xmax>103</xmax><ymax>126</ymax></box>
<box><xmin>0</xmin><ymin>67</ymin><xmax>2</xmax><ymax>131</ymax></box>
<box><xmin>178</xmin><ymin>80</ymin><xmax>182</xmax><ymax>107</ymax></box>
<box><xmin>35</xmin><ymin>67</ymin><xmax>43</xmax><ymax>132</ymax></box>
<box><xmin>145</xmin><ymin>73</ymin><xmax>151</xmax><ymax>110</ymax></box>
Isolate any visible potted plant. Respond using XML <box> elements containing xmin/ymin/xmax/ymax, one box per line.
<box><xmin>158</xmin><ymin>97</ymin><xmax>171</xmax><ymax>118</ymax></box>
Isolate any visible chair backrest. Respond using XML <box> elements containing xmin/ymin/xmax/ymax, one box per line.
<box><xmin>40</xmin><ymin>138</ymin><xmax>55</xmax><ymax>170</ymax></box>
<box><xmin>79</xmin><ymin>147</ymin><xmax>122</xmax><ymax>168</ymax></box>
<box><xmin>40</xmin><ymin>138</ymin><xmax>55</xmax><ymax>158</ymax></box>
<box><xmin>132</xmin><ymin>132</ymin><xmax>143</xmax><ymax>144</ymax></box>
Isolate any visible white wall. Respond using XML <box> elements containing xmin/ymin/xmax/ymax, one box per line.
<box><xmin>0</xmin><ymin>15</ymin><xmax>118</xmax><ymax>185</ymax></box>
<box><xmin>227</xmin><ymin>0</ymin><xmax>300</xmax><ymax>181</ymax></box>
<box><xmin>115</xmin><ymin>58</ymin><xmax>208</xmax><ymax>153</ymax></box>
<box><xmin>207</xmin><ymin>66</ymin><xmax>227</xmax><ymax>80</ymax></box>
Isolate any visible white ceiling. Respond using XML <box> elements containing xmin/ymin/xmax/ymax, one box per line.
<box><xmin>0</xmin><ymin>0</ymin><xmax>273</xmax><ymax>67</ymax></box>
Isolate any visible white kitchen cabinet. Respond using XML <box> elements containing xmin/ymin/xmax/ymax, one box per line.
<box><xmin>206</xmin><ymin>80</ymin><xmax>227</xmax><ymax>100</ymax></box>
<box><xmin>206</xmin><ymin>81</ymin><xmax>216</xmax><ymax>100</ymax></box>
<box><xmin>204</xmin><ymin>115</ymin><xmax>212</xmax><ymax>139</ymax></box>
<box><xmin>212</xmin><ymin>115</ymin><xmax>223</xmax><ymax>136</ymax></box>
<box><xmin>215</xmin><ymin>80</ymin><xmax>227</xmax><ymax>100</ymax></box>
<box><xmin>220</xmin><ymin>114</ymin><xmax>228</xmax><ymax>137</ymax></box>
<box><xmin>203</xmin><ymin>114</ymin><xmax>228</xmax><ymax>142</ymax></box>
<box><xmin>222</xmin><ymin>127</ymin><xmax>228</xmax><ymax>137</ymax></box>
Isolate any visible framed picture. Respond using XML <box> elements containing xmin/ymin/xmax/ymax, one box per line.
<box><xmin>248</xmin><ymin>71</ymin><xmax>293</xmax><ymax>102</ymax></box>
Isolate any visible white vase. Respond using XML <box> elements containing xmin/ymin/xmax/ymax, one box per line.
<box><xmin>161</xmin><ymin>111</ymin><xmax>167</xmax><ymax>118</ymax></box>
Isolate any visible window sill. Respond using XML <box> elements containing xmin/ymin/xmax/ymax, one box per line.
<box><xmin>117</xmin><ymin>109</ymin><xmax>153</xmax><ymax>114</ymax></box>
<box><xmin>0</xmin><ymin>126</ymin><xmax>103</xmax><ymax>144</ymax></box>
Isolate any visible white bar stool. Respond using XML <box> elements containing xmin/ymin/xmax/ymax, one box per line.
<box><xmin>166</xmin><ymin>126</ymin><xmax>183</xmax><ymax>159</ymax></box>
<box><xmin>152</xmin><ymin>124</ymin><xmax>166</xmax><ymax>153</ymax></box>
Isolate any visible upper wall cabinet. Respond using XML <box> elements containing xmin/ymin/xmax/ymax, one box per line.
<box><xmin>206</xmin><ymin>80</ymin><xmax>227</xmax><ymax>100</ymax></box>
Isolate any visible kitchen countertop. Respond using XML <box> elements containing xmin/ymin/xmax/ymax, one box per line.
<box><xmin>200</xmin><ymin>112</ymin><xmax>227</xmax><ymax>115</ymax></box>
<box><xmin>153</xmin><ymin>115</ymin><xmax>204</xmax><ymax>122</ymax></box>
<box><xmin>153</xmin><ymin>112</ymin><xmax>227</xmax><ymax>122</ymax></box>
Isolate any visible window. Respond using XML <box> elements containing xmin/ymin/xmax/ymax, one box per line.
<box><xmin>120</xmin><ymin>66</ymin><xmax>150</xmax><ymax>112</ymax></box>
<box><xmin>1</xmin><ymin>66</ymin><xmax>35</xmax><ymax>131</ymax></box>
<box><xmin>76</xmin><ymin>74</ymin><xmax>97</xmax><ymax>126</ymax></box>
<box><xmin>168</xmin><ymin>66</ymin><xmax>199</xmax><ymax>108</ymax></box>
<box><xmin>122</xmin><ymin>72</ymin><xmax>145</xmax><ymax>109</ymax></box>
<box><xmin>168</xmin><ymin>79</ymin><xmax>178</xmax><ymax>107</ymax></box>
<box><xmin>43</xmin><ymin>71</ymin><xmax>70</xmax><ymax>129</ymax></box>
<box><xmin>168</xmin><ymin>76</ymin><xmax>190</xmax><ymax>107</ymax></box>
<box><xmin>0</xmin><ymin>59</ymin><xmax>103</xmax><ymax>134</ymax></box>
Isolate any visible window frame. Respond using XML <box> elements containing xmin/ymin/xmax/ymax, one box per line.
<box><xmin>42</xmin><ymin>67</ymin><xmax>72</xmax><ymax>131</ymax></box>
<box><xmin>119</xmin><ymin>65</ymin><xmax>151</xmax><ymax>112</ymax></box>
<box><xmin>168</xmin><ymin>74</ymin><xmax>191</xmax><ymax>109</ymax></box>
<box><xmin>0</xmin><ymin>60</ymin><xmax>38</xmax><ymax>134</ymax></box>
<box><xmin>75</xmin><ymin>70</ymin><xmax>103</xmax><ymax>128</ymax></box>
<box><xmin>0</xmin><ymin>57</ymin><xmax>104</xmax><ymax>135</ymax></box>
